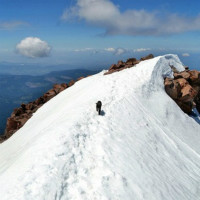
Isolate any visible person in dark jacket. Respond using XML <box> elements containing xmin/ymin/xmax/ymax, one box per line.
<box><xmin>96</xmin><ymin>101</ymin><xmax>102</xmax><ymax>115</ymax></box>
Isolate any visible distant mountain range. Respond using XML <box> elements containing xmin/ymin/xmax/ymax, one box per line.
<box><xmin>0</xmin><ymin>62</ymin><xmax>103</xmax><ymax>76</ymax></box>
<box><xmin>0</xmin><ymin>68</ymin><xmax>99</xmax><ymax>134</ymax></box>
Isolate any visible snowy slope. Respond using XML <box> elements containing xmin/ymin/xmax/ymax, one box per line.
<box><xmin>0</xmin><ymin>54</ymin><xmax>200</xmax><ymax>200</ymax></box>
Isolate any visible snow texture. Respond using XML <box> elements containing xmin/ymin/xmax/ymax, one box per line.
<box><xmin>0</xmin><ymin>54</ymin><xmax>200</xmax><ymax>200</ymax></box>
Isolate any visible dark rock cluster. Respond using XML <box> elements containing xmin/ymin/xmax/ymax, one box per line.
<box><xmin>104</xmin><ymin>54</ymin><xmax>154</xmax><ymax>75</ymax></box>
<box><xmin>165</xmin><ymin>67</ymin><xmax>200</xmax><ymax>114</ymax></box>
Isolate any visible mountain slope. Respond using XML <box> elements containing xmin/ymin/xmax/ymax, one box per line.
<box><xmin>0</xmin><ymin>54</ymin><xmax>200</xmax><ymax>200</ymax></box>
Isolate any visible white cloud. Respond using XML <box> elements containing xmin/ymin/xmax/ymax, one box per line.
<box><xmin>61</xmin><ymin>0</ymin><xmax>200</xmax><ymax>35</ymax></box>
<box><xmin>16</xmin><ymin>37</ymin><xmax>51</xmax><ymax>58</ymax></box>
<box><xmin>0</xmin><ymin>21</ymin><xmax>28</xmax><ymax>30</ymax></box>
<box><xmin>104</xmin><ymin>47</ymin><xmax>126</xmax><ymax>55</ymax></box>
<box><xmin>115</xmin><ymin>48</ymin><xmax>126</xmax><ymax>55</ymax></box>
<box><xmin>182</xmin><ymin>53</ymin><xmax>190</xmax><ymax>57</ymax></box>
<box><xmin>134</xmin><ymin>48</ymin><xmax>151</xmax><ymax>52</ymax></box>
<box><xmin>72</xmin><ymin>48</ymin><xmax>99</xmax><ymax>54</ymax></box>
<box><xmin>104</xmin><ymin>47</ymin><xmax>116</xmax><ymax>52</ymax></box>
<box><xmin>73</xmin><ymin>48</ymin><xmax>93</xmax><ymax>52</ymax></box>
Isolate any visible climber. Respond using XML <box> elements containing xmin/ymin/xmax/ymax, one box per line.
<box><xmin>96</xmin><ymin>101</ymin><xmax>102</xmax><ymax>115</ymax></box>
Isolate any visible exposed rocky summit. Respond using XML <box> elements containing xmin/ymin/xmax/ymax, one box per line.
<box><xmin>164</xmin><ymin>67</ymin><xmax>200</xmax><ymax>114</ymax></box>
<box><xmin>104</xmin><ymin>54</ymin><xmax>152</xmax><ymax>75</ymax></box>
<box><xmin>140</xmin><ymin>54</ymin><xmax>154</xmax><ymax>61</ymax></box>
<box><xmin>1</xmin><ymin>78</ymin><xmax>84</xmax><ymax>142</ymax></box>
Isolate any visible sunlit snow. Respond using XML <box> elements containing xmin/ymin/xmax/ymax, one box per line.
<box><xmin>0</xmin><ymin>54</ymin><xmax>200</xmax><ymax>200</ymax></box>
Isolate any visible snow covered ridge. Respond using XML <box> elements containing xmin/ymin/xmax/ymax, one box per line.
<box><xmin>0</xmin><ymin>54</ymin><xmax>200</xmax><ymax>200</ymax></box>
<box><xmin>0</xmin><ymin>54</ymin><xmax>158</xmax><ymax>142</ymax></box>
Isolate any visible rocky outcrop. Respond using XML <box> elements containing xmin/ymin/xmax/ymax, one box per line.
<box><xmin>140</xmin><ymin>54</ymin><xmax>154</xmax><ymax>61</ymax></box>
<box><xmin>104</xmin><ymin>54</ymin><xmax>153</xmax><ymax>75</ymax></box>
<box><xmin>1</xmin><ymin>77</ymin><xmax>85</xmax><ymax>142</ymax></box>
<box><xmin>164</xmin><ymin>67</ymin><xmax>200</xmax><ymax>114</ymax></box>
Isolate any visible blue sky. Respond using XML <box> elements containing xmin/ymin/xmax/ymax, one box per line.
<box><xmin>0</xmin><ymin>0</ymin><xmax>200</xmax><ymax>69</ymax></box>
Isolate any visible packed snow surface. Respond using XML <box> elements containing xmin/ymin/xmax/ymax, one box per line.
<box><xmin>0</xmin><ymin>54</ymin><xmax>200</xmax><ymax>200</ymax></box>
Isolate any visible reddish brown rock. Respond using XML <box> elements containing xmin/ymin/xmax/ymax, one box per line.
<box><xmin>125</xmin><ymin>58</ymin><xmax>137</xmax><ymax>65</ymax></box>
<box><xmin>104</xmin><ymin>54</ymin><xmax>153</xmax><ymax>75</ymax></box>
<box><xmin>53</xmin><ymin>84</ymin><xmax>64</xmax><ymax>94</ymax></box>
<box><xmin>105</xmin><ymin>57</ymin><xmax>141</xmax><ymax>75</ymax></box>
<box><xmin>53</xmin><ymin>84</ymin><xmax>67</xmax><ymax>94</ymax></box>
<box><xmin>11</xmin><ymin>108</ymin><xmax>24</xmax><ymax>117</ymax></box>
<box><xmin>176</xmin><ymin>78</ymin><xmax>187</xmax><ymax>88</ymax></box>
<box><xmin>164</xmin><ymin>68</ymin><xmax>200</xmax><ymax>114</ymax></box>
<box><xmin>61</xmin><ymin>83</ymin><xmax>68</xmax><ymax>88</ymax></box>
<box><xmin>165</xmin><ymin>78</ymin><xmax>181</xmax><ymax>99</ymax></box>
<box><xmin>116</xmin><ymin>60</ymin><xmax>125</xmax><ymax>69</ymax></box>
<box><xmin>77</xmin><ymin>77</ymin><xmax>84</xmax><ymax>81</ymax></box>
<box><xmin>189</xmin><ymin>70</ymin><xmax>200</xmax><ymax>85</ymax></box>
<box><xmin>180</xmin><ymin>85</ymin><xmax>197</xmax><ymax>102</ymax></box>
<box><xmin>109</xmin><ymin>64</ymin><xmax>118</xmax><ymax>71</ymax></box>
<box><xmin>44</xmin><ymin>89</ymin><xmax>56</xmax><ymax>101</ymax></box>
<box><xmin>140</xmin><ymin>54</ymin><xmax>154</xmax><ymax>61</ymax></box>
<box><xmin>6</xmin><ymin>118</ymin><xmax>18</xmax><ymax>134</ymax></box>
<box><xmin>180</xmin><ymin>71</ymin><xmax>190</xmax><ymax>80</ymax></box>
<box><xmin>34</xmin><ymin>97</ymin><xmax>44</xmax><ymax>106</ymax></box>
<box><xmin>68</xmin><ymin>80</ymin><xmax>75</xmax><ymax>87</ymax></box>
<box><xmin>174</xmin><ymin>73</ymin><xmax>183</xmax><ymax>79</ymax></box>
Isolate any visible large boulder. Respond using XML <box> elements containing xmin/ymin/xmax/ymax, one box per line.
<box><xmin>180</xmin><ymin>71</ymin><xmax>190</xmax><ymax>80</ymax></box>
<box><xmin>164</xmin><ymin>78</ymin><xmax>181</xmax><ymax>100</ymax></box>
<box><xmin>189</xmin><ymin>70</ymin><xmax>200</xmax><ymax>85</ymax></box>
<box><xmin>125</xmin><ymin>58</ymin><xmax>138</xmax><ymax>65</ymax></box>
<box><xmin>180</xmin><ymin>84</ymin><xmax>197</xmax><ymax>102</ymax></box>
<box><xmin>164</xmin><ymin>69</ymin><xmax>200</xmax><ymax>114</ymax></box>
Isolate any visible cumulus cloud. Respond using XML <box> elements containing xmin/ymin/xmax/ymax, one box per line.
<box><xmin>182</xmin><ymin>53</ymin><xmax>190</xmax><ymax>57</ymax></box>
<box><xmin>0</xmin><ymin>21</ymin><xmax>28</xmax><ymax>30</ymax></box>
<box><xmin>16</xmin><ymin>37</ymin><xmax>51</xmax><ymax>58</ymax></box>
<box><xmin>104</xmin><ymin>47</ymin><xmax>126</xmax><ymax>55</ymax></box>
<box><xmin>114</xmin><ymin>48</ymin><xmax>126</xmax><ymax>55</ymax></box>
<box><xmin>61</xmin><ymin>0</ymin><xmax>200</xmax><ymax>35</ymax></box>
